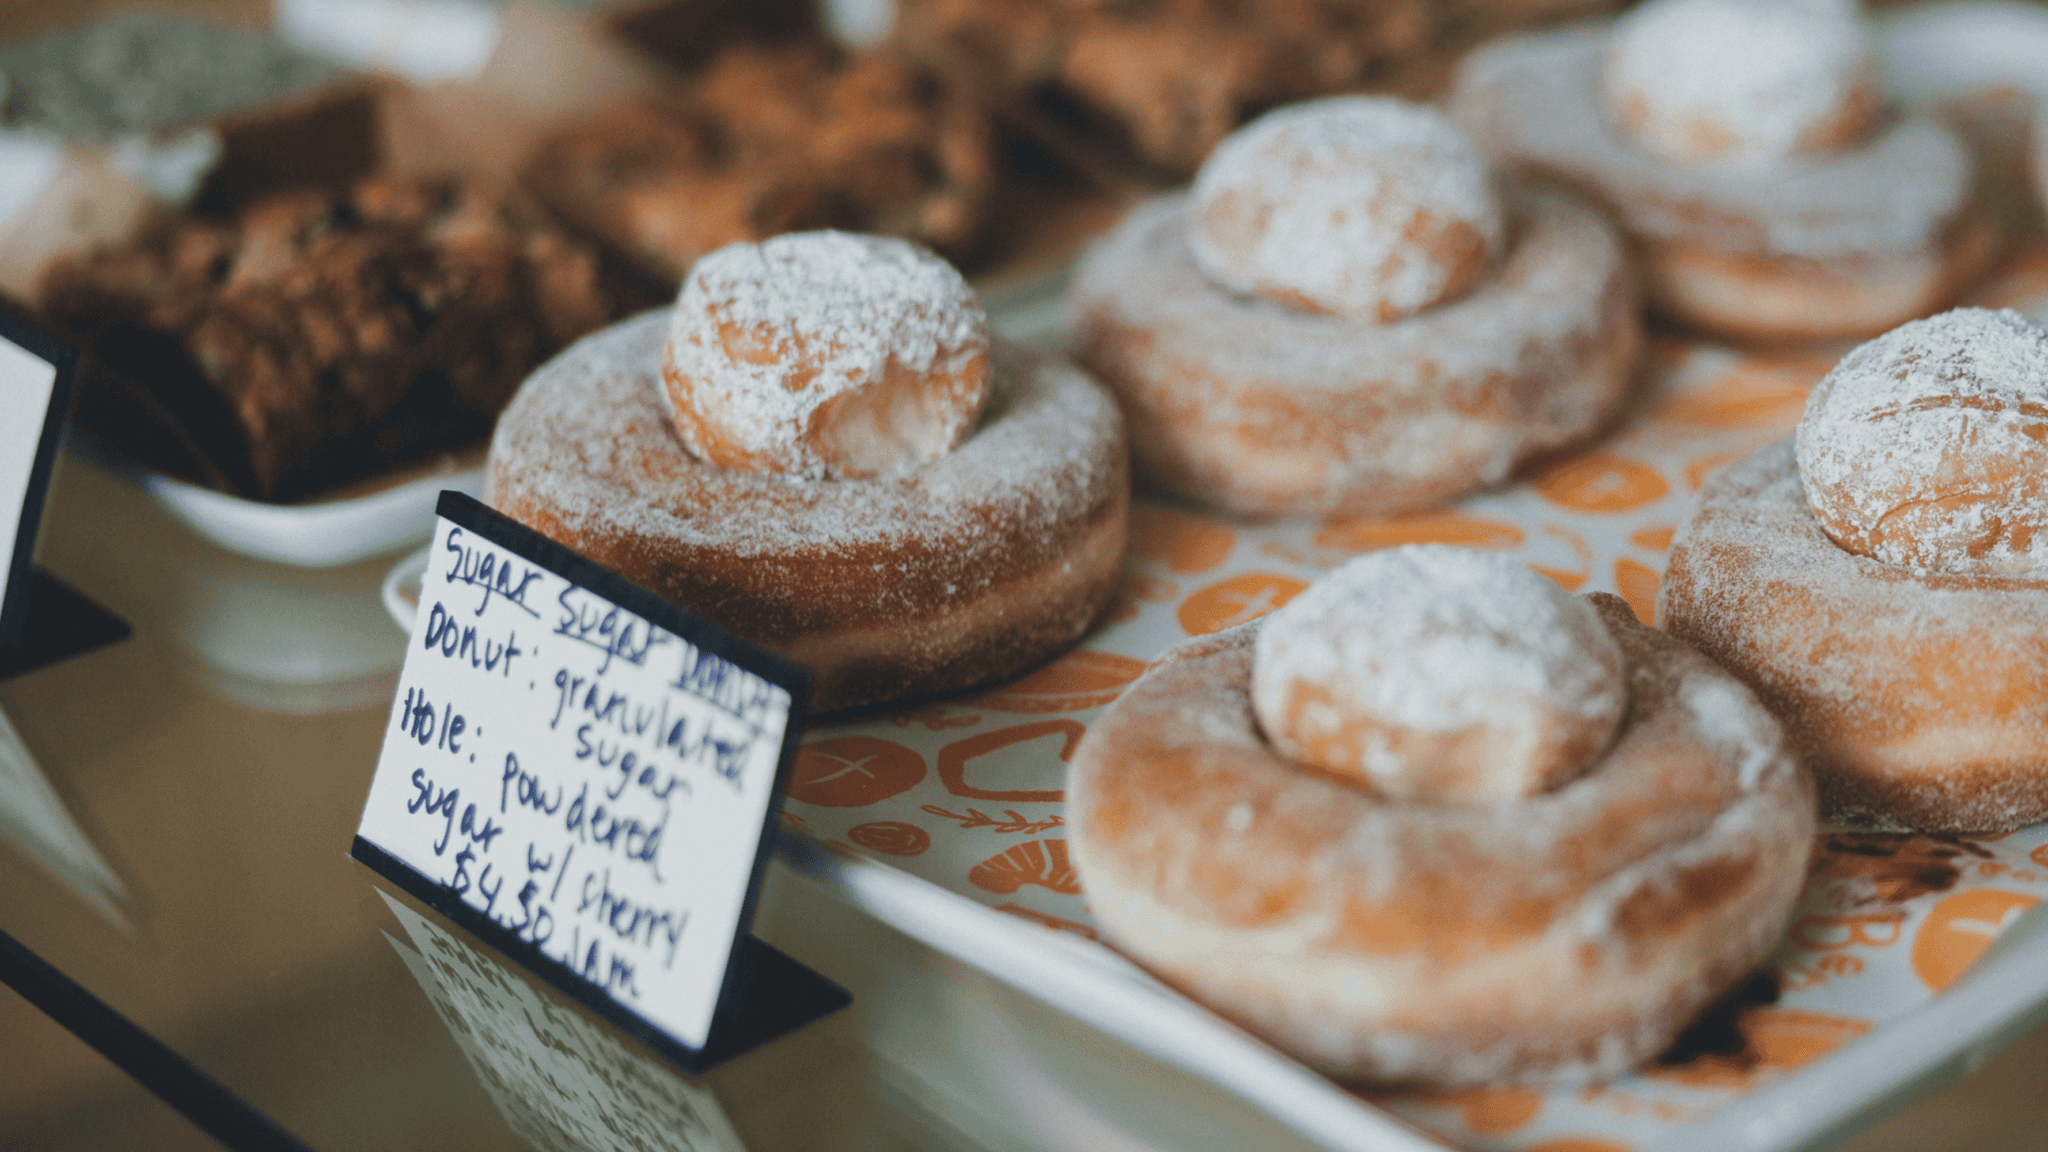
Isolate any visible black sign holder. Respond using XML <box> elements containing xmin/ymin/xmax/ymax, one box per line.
<box><xmin>0</xmin><ymin>309</ymin><xmax>128</xmax><ymax>679</ymax></box>
<box><xmin>353</xmin><ymin>493</ymin><xmax>848</xmax><ymax>1075</ymax></box>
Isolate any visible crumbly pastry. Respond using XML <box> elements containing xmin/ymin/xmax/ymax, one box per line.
<box><xmin>1069</xmin><ymin>550</ymin><xmax>1815</xmax><ymax>1086</ymax></box>
<box><xmin>38</xmin><ymin>172</ymin><xmax>625</xmax><ymax>501</ymax></box>
<box><xmin>1069</xmin><ymin>96</ymin><xmax>1640</xmax><ymax>519</ymax></box>
<box><xmin>1449</xmin><ymin>0</ymin><xmax>1998</xmax><ymax>342</ymax></box>
<box><xmin>522</xmin><ymin>42</ymin><xmax>994</xmax><ymax>285</ymax></box>
<box><xmin>1252</xmin><ymin>549</ymin><xmax>1626</xmax><ymax>803</ymax></box>
<box><xmin>662</xmin><ymin>232</ymin><xmax>991</xmax><ymax>480</ymax></box>
<box><xmin>1662</xmin><ymin>308</ymin><xmax>2048</xmax><ymax>832</ymax></box>
<box><xmin>487</xmin><ymin>233</ymin><xmax>1128</xmax><ymax>714</ymax></box>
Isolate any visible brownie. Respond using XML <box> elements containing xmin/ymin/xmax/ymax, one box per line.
<box><xmin>522</xmin><ymin>41</ymin><xmax>995</xmax><ymax>285</ymax></box>
<box><xmin>891</xmin><ymin>0</ymin><xmax>1622</xmax><ymax>179</ymax></box>
<box><xmin>38</xmin><ymin>173</ymin><xmax>640</xmax><ymax>501</ymax></box>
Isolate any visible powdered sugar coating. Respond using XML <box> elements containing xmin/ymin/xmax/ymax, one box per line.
<box><xmin>1251</xmin><ymin>546</ymin><xmax>1626</xmax><ymax>803</ymax></box>
<box><xmin>663</xmin><ymin>231</ymin><xmax>991</xmax><ymax>480</ymax></box>
<box><xmin>1798</xmin><ymin>308</ymin><xmax>2048</xmax><ymax>577</ymax></box>
<box><xmin>1661</xmin><ymin>438</ymin><xmax>2048</xmax><ymax>832</ymax></box>
<box><xmin>1604</xmin><ymin>0</ymin><xmax>1877</xmax><ymax>169</ymax></box>
<box><xmin>1450</xmin><ymin>24</ymin><xmax>1969</xmax><ymax>262</ymax></box>
<box><xmin>1068</xmin><ymin>598</ymin><xmax>1813</xmax><ymax>1084</ymax></box>
<box><xmin>1068</xmin><ymin>184</ymin><xmax>1639</xmax><ymax>518</ymax></box>
<box><xmin>1188</xmin><ymin>97</ymin><xmax>1504</xmax><ymax>322</ymax></box>
<box><xmin>487</xmin><ymin>311</ymin><xmax>1128</xmax><ymax>711</ymax></box>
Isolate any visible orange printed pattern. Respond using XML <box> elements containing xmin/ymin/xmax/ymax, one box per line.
<box><xmin>1522</xmin><ymin>1139</ymin><xmax>1634</xmax><ymax>1152</ymax></box>
<box><xmin>969</xmin><ymin>839</ymin><xmax>1081</xmax><ymax>895</ymax></box>
<box><xmin>1629</xmin><ymin>525</ymin><xmax>1674</xmax><ymax>551</ymax></box>
<box><xmin>1650</xmin><ymin>365</ymin><xmax>1817</xmax><ymax>431</ymax></box>
<box><xmin>996</xmin><ymin>903</ymin><xmax>1099</xmax><ymax>939</ymax></box>
<box><xmin>1685</xmin><ymin>450</ymin><xmax>1745</xmax><ymax>491</ymax></box>
<box><xmin>921</xmin><ymin>804</ymin><xmax>1064</xmax><ymax>834</ymax></box>
<box><xmin>935</xmin><ymin>720</ymin><xmax>1079</xmax><ymax>802</ymax></box>
<box><xmin>846</xmin><ymin>821</ymin><xmax>931</xmax><ymax>857</ymax></box>
<box><xmin>1401</xmin><ymin>1086</ymin><xmax>1543</xmax><ymax>1135</ymax></box>
<box><xmin>789</xmin><ymin>736</ymin><xmax>926</xmax><ymax>807</ymax></box>
<box><xmin>1130</xmin><ymin>504</ymin><xmax>1236</xmax><ymax>572</ymax></box>
<box><xmin>1792</xmin><ymin>912</ymin><xmax>1905</xmax><ymax>952</ymax></box>
<box><xmin>972</xmin><ymin>649</ymin><xmax>1148</xmax><ymax>713</ymax></box>
<box><xmin>1613</xmin><ymin>558</ymin><xmax>1660</xmax><ymax>625</ymax></box>
<box><xmin>1532</xmin><ymin>452</ymin><xmax>1669</xmax><ymax>512</ymax></box>
<box><xmin>1911</xmin><ymin>889</ymin><xmax>2042</xmax><ymax>992</ymax></box>
<box><xmin>1531</xmin><ymin>524</ymin><xmax>1593</xmax><ymax>591</ymax></box>
<box><xmin>1648</xmin><ymin>1009</ymin><xmax>1871</xmax><ymax>1088</ymax></box>
<box><xmin>1314</xmin><ymin>510</ymin><xmax>1523</xmax><ymax>553</ymax></box>
<box><xmin>1177</xmin><ymin>573</ymin><xmax>1307</xmax><ymax>635</ymax></box>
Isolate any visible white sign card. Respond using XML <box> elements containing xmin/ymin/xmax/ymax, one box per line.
<box><xmin>355</xmin><ymin>492</ymin><xmax>840</xmax><ymax>1071</ymax></box>
<box><xmin>0</xmin><ymin>308</ymin><xmax>73</xmax><ymax>647</ymax></box>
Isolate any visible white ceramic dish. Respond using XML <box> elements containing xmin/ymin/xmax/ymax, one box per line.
<box><xmin>141</xmin><ymin>463</ymin><xmax>480</xmax><ymax>569</ymax></box>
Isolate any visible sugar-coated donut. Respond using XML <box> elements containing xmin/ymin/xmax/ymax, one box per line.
<box><xmin>1251</xmin><ymin>547</ymin><xmax>1626</xmax><ymax>804</ymax></box>
<box><xmin>1603</xmin><ymin>0</ymin><xmax>1878</xmax><ymax>169</ymax></box>
<box><xmin>1068</xmin><ymin>594</ymin><xmax>1815</xmax><ymax>1086</ymax></box>
<box><xmin>1188</xmin><ymin>98</ymin><xmax>1504</xmax><ymax>322</ymax></box>
<box><xmin>1798</xmin><ymin>308</ymin><xmax>2048</xmax><ymax>578</ymax></box>
<box><xmin>663</xmin><ymin>233</ymin><xmax>992</xmax><ymax>481</ymax></box>
<box><xmin>1069</xmin><ymin>181</ymin><xmax>1638</xmax><ymax>519</ymax></box>
<box><xmin>1450</xmin><ymin>20</ymin><xmax>1998</xmax><ymax>343</ymax></box>
<box><xmin>487</xmin><ymin>312</ymin><xmax>1128</xmax><ymax>713</ymax></box>
<box><xmin>1662</xmin><ymin>439</ymin><xmax>2048</xmax><ymax>832</ymax></box>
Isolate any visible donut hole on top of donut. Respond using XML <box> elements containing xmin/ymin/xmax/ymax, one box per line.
<box><xmin>1448</xmin><ymin>0</ymin><xmax>1998</xmax><ymax>344</ymax></box>
<box><xmin>1066</xmin><ymin>547</ymin><xmax>1816</xmax><ymax>1084</ymax></box>
<box><xmin>1069</xmin><ymin>96</ymin><xmax>1641</xmax><ymax>520</ymax></box>
<box><xmin>485</xmin><ymin>230</ymin><xmax>1130</xmax><ymax>714</ymax></box>
<box><xmin>1251</xmin><ymin>546</ymin><xmax>1627</xmax><ymax>805</ymax></box>
<box><xmin>1660</xmin><ymin>307</ymin><xmax>2048</xmax><ymax>832</ymax></box>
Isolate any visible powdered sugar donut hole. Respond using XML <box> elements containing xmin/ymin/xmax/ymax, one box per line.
<box><xmin>1250</xmin><ymin>546</ymin><xmax>1627</xmax><ymax>804</ymax></box>
<box><xmin>1797</xmin><ymin>308</ymin><xmax>2048</xmax><ymax>577</ymax></box>
<box><xmin>662</xmin><ymin>231</ymin><xmax>992</xmax><ymax>480</ymax></box>
<box><xmin>1187</xmin><ymin>97</ymin><xmax>1504</xmax><ymax>322</ymax></box>
<box><xmin>1603</xmin><ymin>0</ymin><xmax>1879</xmax><ymax>168</ymax></box>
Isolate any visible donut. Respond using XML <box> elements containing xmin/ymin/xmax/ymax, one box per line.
<box><xmin>1068</xmin><ymin>567</ymin><xmax>1815</xmax><ymax>1086</ymax></box>
<box><xmin>1069</xmin><ymin>99</ymin><xmax>1639</xmax><ymax>520</ymax></box>
<box><xmin>1661</xmin><ymin>310</ymin><xmax>2048</xmax><ymax>833</ymax></box>
<box><xmin>1250</xmin><ymin>548</ymin><xmax>1626</xmax><ymax>803</ymax></box>
<box><xmin>486</xmin><ymin>241</ymin><xmax>1128</xmax><ymax>714</ymax></box>
<box><xmin>662</xmin><ymin>233</ymin><xmax>992</xmax><ymax>480</ymax></box>
<box><xmin>1448</xmin><ymin>13</ymin><xmax>1999</xmax><ymax>343</ymax></box>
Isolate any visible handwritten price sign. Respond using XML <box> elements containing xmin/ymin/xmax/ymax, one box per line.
<box><xmin>354</xmin><ymin>493</ymin><xmax>808</xmax><ymax>1064</ymax></box>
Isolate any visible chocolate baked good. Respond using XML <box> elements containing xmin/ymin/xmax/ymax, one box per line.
<box><xmin>891</xmin><ymin>0</ymin><xmax>1619</xmax><ymax>178</ymax></box>
<box><xmin>522</xmin><ymin>42</ymin><xmax>995</xmax><ymax>285</ymax></box>
<box><xmin>38</xmin><ymin>172</ymin><xmax>638</xmax><ymax>501</ymax></box>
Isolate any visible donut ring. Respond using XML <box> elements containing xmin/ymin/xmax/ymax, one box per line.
<box><xmin>1661</xmin><ymin>439</ymin><xmax>2048</xmax><ymax>833</ymax></box>
<box><xmin>1068</xmin><ymin>184</ymin><xmax>1639</xmax><ymax>519</ymax></box>
<box><xmin>486</xmin><ymin>312</ymin><xmax>1129</xmax><ymax>713</ymax></box>
<box><xmin>1068</xmin><ymin>595</ymin><xmax>1815</xmax><ymax>1086</ymax></box>
<box><xmin>1449</xmin><ymin>24</ymin><xmax>1998</xmax><ymax>343</ymax></box>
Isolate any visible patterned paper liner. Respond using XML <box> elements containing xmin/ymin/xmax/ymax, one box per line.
<box><xmin>778</xmin><ymin>251</ymin><xmax>2048</xmax><ymax>1151</ymax></box>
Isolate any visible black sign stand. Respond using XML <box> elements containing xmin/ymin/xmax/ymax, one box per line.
<box><xmin>0</xmin><ymin>309</ymin><xmax>128</xmax><ymax>679</ymax></box>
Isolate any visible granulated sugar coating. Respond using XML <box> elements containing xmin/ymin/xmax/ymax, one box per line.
<box><xmin>1604</xmin><ymin>0</ymin><xmax>1877</xmax><ymax>169</ymax></box>
<box><xmin>1188</xmin><ymin>97</ymin><xmax>1504</xmax><ymax>323</ymax></box>
<box><xmin>1250</xmin><ymin>545</ymin><xmax>1626</xmax><ymax>804</ymax></box>
<box><xmin>1660</xmin><ymin>438</ymin><xmax>2048</xmax><ymax>832</ymax></box>
<box><xmin>1797</xmin><ymin>308</ymin><xmax>2048</xmax><ymax>578</ymax></box>
<box><xmin>663</xmin><ymin>231</ymin><xmax>991</xmax><ymax>480</ymax></box>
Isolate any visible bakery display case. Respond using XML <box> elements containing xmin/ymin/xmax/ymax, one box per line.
<box><xmin>5</xmin><ymin>2</ymin><xmax>2048</xmax><ymax>1151</ymax></box>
